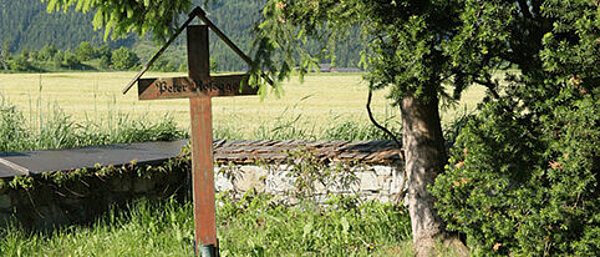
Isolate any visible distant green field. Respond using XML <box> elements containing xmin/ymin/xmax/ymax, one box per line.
<box><xmin>0</xmin><ymin>72</ymin><xmax>486</xmax><ymax>137</ymax></box>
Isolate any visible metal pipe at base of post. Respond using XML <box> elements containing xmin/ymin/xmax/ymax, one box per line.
<box><xmin>199</xmin><ymin>244</ymin><xmax>218</xmax><ymax>257</ymax></box>
<box><xmin>193</xmin><ymin>240</ymin><xmax>219</xmax><ymax>257</ymax></box>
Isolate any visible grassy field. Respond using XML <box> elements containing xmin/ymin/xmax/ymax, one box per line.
<box><xmin>0</xmin><ymin>72</ymin><xmax>486</xmax><ymax>138</ymax></box>
<box><xmin>0</xmin><ymin>72</ymin><xmax>485</xmax><ymax>256</ymax></box>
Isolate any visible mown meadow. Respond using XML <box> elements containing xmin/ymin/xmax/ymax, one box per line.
<box><xmin>0</xmin><ymin>72</ymin><xmax>486</xmax><ymax>140</ymax></box>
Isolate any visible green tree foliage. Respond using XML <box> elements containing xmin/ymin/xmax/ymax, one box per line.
<box><xmin>63</xmin><ymin>51</ymin><xmax>80</xmax><ymax>69</ymax></box>
<box><xmin>249</xmin><ymin>1</ymin><xmax>600</xmax><ymax>255</ymax></box>
<box><xmin>210</xmin><ymin>58</ymin><xmax>218</xmax><ymax>73</ymax></box>
<box><xmin>1</xmin><ymin>0</ymin><xmax>363</xmax><ymax>72</ymax></box>
<box><xmin>1</xmin><ymin>41</ymin><xmax>195</xmax><ymax>73</ymax></box>
<box><xmin>249</xmin><ymin>1</ymin><xmax>509</xmax><ymax>254</ymax></box>
<box><xmin>111</xmin><ymin>46</ymin><xmax>139</xmax><ymax>70</ymax></box>
<box><xmin>39</xmin><ymin>0</ymin><xmax>482</xmax><ymax>254</ymax></box>
<box><xmin>30</xmin><ymin>0</ymin><xmax>363</xmax><ymax>71</ymax></box>
<box><xmin>8</xmin><ymin>55</ymin><xmax>30</xmax><ymax>72</ymax></box>
<box><xmin>37</xmin><ymin>0</ymin><xmax>600</xmax><ymax>255</ymax></box>
<box><xmin>430</xmin><ymin>1</ymin><xmax>600</xmax><ymax>255</ymax></box>
<box><xmin>28</xmin><ymin>50</ymin><xmax>40</xmax><ymax>62</ymax></box>
<box><xmin>98</xmin><ymin>55</ymin><xmax>111</xmax><ymax>70</ymax></box>
<box><xmin>150</xmin><ymin>57</ymin><xmax>178</xmax><ymax>72</ymax></box>
<box><xmin>0</xmin><ymin>40</ymin><xmax>8</xmax><ymax>70</ymax></box>
<box><xmin>39</xmin><ymin>44</ymin><xmax>59</xmax><ymax>61</ymax></box>
<box><xmin>43</xmin><ymin>0</ymin><xmax>194</xmax><ymax>43</ymax></box>
<box><xmin>434</xmin><ymin>90</ymin><xmax>600</xmax><ymax>256</ymax></box>
<box><xmin>0</xmin><ymin>0</ymin><xmax>135</xmax><ymax>54</ymax></box>
<box><xmin>96</xmin><ymin>44</ymin><xmax>113</xmax><ymax>70</ymax></box>
<box><xmin>53</xmin><ymin>50</ymin><xmax>63</xmax><ymax>69</ymax></box>
<box><xmin>74</xmin><ymin>41</ymin><xmax>95</xmax><ymax>62</ymax></box>
<box><xmin>95</xmin><ymin>45</ymin><xmax>112</xmax><ymax>60</ymax></box>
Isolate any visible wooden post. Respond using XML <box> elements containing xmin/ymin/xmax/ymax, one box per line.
<box><xmin>187</xmin><ymin>26</ymin><xmax>218</xmax><ymax>256</ymax></box>
<box><xmin>132</xmin><ymin>18</ymin><xmax>258</xmax><ymax>256</ymax></box>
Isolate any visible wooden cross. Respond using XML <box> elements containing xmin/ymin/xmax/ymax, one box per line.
<box><xmin>136</xmin><ymin>26</ymin><xmax>257</xmax><ymax>101</ymax></box>
<box><xmin>123</xmin><ymin>8</ymin><xmax>263</xmax><ymax>256</ymax></box>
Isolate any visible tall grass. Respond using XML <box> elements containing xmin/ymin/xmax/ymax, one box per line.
<box><xmin>0</xmin><ymin>194</ymin><xmax>413</xmax><ymax>256</ymax></box>
<box><xmin>215</xmin><ymin>100</ymin><xmax>402</xmax><ymax>141</ymax></box>
<box><xmin>0</xmin><ymin>95</ymin><xmax>186</xmax><ymax>152</ymax></box>
<box><xmin>1</xmin><ymin>92</ymin><xmax>400</xmax><ymax>153</ymax></box>
<box><xmin>217</xmin><ymin>117</ymin><xmax>401</xmax><ymax>142</ymax></box>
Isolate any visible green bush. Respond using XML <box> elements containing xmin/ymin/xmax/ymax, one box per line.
<box><xmin>8</xmin><ymin>55</ymin><xmax>31</xmax><ymax>72</ymax></box>
<box><xmin>74</xmin><ymin>41</ymin><xmax>95</xmax><ymax>62</ymax></box>
<box><xmin>432</xmin><ymin>87</ymin><xmax>600</xmax><ymax>256</ymax></box>
<box><xmin>98</xmin><ymin>55</ymin><xmax>111</xmax><ymax>69</ymax></box>
<box><xmin>39</xmin><ymin>44</ymin><xmax>58</xmax><ymax>61</ymax></box>
<box><xmin>111</xmin><ymin>47</ymin><xmax>139</xmax><ymax>71</ymax></box>
<box><xmin>63</xmin><ymin>51</ymin><xmax>80</xmax><ymax>69</ymax></box>
<box><xmin>431</xmin><ymin>1</ymin><xmax>600</xmax><ymax>255</ymax></box>
<box><xmin>53</xmin><ymin>50</ymin><xmax>63</xmax><ymax>68</ymax></box>
<box><xmin>95</xmin><ymin>45</ymin><xmax>112</xmax><ymax>60</ymax></box>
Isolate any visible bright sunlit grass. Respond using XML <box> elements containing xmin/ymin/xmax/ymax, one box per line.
<box><xmin>0</xmin><ymin>72</ymin><xmax>487</xmax><ymax>138</ymax></box>
<box><xmin>0</xmin><ymin>195</ymin><xmax>414</xmax><ymax>257</ymax></box>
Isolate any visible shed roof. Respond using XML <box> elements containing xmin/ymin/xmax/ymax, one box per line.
<box><xmin>0</xmin><ymin>139</ymin><xmax>402</xmax><ymax>178</ymax></box>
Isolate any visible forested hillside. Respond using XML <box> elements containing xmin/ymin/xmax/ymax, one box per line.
<box><xmin>0</xmin><ymin>0</ymin><xmax>362</xmax><ymax>71</ymax></box>
<box><xmin>0</xmin><ymin>0</ymin><xmax>134</xmax><ymax>52</ymax></box>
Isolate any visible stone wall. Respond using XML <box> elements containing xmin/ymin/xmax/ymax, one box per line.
<box><xmin>0</xmin><ymin>170</ymin><xmax>189</xmax><ymax>230</ymax></box>
<box><xmin>211</xmin><ymin>139</ymin><xmax>405</xmax><ymax>202</ymax></box>
<box><xmin>0</xmin><ymin>161</ymin><xmax>403</xmax><ymax>230</ymax></box>
<box><xmin>0</xmin><ymin>139</ymin><xmax>404</xmax><ymax>230</ymax></box>
<box><xmin>215</xmin><ymin>163</ymin><xmax>404</xmax><ymax>203</ymax></box>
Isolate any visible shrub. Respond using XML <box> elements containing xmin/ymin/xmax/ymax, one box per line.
<box><xmin>53</xmin><ymin>51</ymin><xmax>63</xmax><ymax>68</ymax></box>
<box><xmin>431</xmin><ymin>1</ymin><xmax>600</xmax><ymax>255</ymax></box>
<box><xmin>74</xmin><ymin>41</ymin><xmax>95</xmax><ymax>62</ymax></box>
<box><xmin>98</xmin><ymin>55</ymin><xmax>111</xmax><ymax>69</ymax></box>
<box><xmin>8</xmin><ymin>55</ymin><xmax>30</xmax><ymax>72</ymax></box>
<box><xmin>111</xmin><ymin>46</ymin><xmax>139</xmax><ymax>70</ymax></box>
<box><xmin>39</xmin><ymin>44</ymin><xmax>58</xmax><ymax>61</ymax></box>
<box><xmin>431</xmin><ymin>87</ymin><xmax>600</xmax><ymax>256</ymax></box>
<box><xmin>63</xmin><ymin>51</ymin><xmax>80</xmax><ymax>69</ymax></box>
<box><xmin>95</xmin><ymin>45</ymin><xmax>112</xmax><ymax>60</ymax></box>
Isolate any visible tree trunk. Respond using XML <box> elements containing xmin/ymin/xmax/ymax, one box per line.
<box><xmin>0</xmin><ymin>50</ymin><xmax>7</xmax><ymax>70</ymax></box>
<box><xmin>401</xmin><ymin>95</ymin><xmax>468</xmax><ymax>257</ymax></box>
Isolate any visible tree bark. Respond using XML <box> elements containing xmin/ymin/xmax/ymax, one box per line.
<box><xmin>401</xmin><ymin>95</ymin><xmax>468</xmax><ymax>257</ymax></box>
<box><xmin>0</xmin><ymin>50</ymin><xmax>7</xmax><ymax>71</ymax></box>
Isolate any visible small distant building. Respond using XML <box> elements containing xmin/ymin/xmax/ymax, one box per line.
<box><xmin>295</xmin><ymin>63</ymin><xmax>363</xmax><ymax>73</ymax></box>
<box><xmin>330</xmin><ymin>67</ymin><xmax>362</xmax><ymax>73</ymax></box>
<box><xmin>317</xmin><ymin>63</ymin><xmax>332</xmax><ymax>72</ymax></box>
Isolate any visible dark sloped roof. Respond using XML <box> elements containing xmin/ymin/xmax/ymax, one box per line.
<box><xmin>0</xmin><ymin>140</ymin><xmax>188</xmax><ymax>176</ymax></box>
<box><xmin>213</xmin><ymin>139</ymin><xmax>401</xmax><ymax>164</ymax></box>
<box><xmin>0</xmin><ymin>139</ymin><xmax>402</xmax><ymax>178</ymax></box>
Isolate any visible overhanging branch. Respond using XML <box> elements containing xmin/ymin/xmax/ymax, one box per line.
<box><xmin>473</xmin><ymin>78</ymin><xmax>501</xmax><ymax>99</ymax></box>
<box><xmin>366</xmin><ymin>89</ymin><xmax>407</xmax><ymax>204</ymax></box>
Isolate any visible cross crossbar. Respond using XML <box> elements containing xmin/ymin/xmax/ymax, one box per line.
<box><xmin>137</xmin><ymin>75</ymin><xmax>256</xmax><ymax>100</ymax></box>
